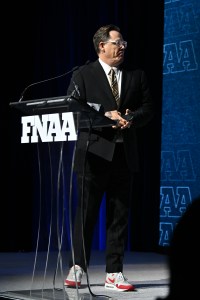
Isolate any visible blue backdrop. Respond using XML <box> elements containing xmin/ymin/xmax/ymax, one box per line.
<box><xmin>159</xmin><ymin>0</ymin><xmax>200</xmax><ymax>246</ymax></box>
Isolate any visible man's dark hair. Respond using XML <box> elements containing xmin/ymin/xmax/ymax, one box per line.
<box><xmin>93</xmin><ymin>24</ymin><xmax>120</xmax><ymax>54</ymax></box>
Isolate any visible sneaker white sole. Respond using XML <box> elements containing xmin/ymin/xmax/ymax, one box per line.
<box><xmin>105</xmin><ymin>283</ymin><xmax>134</xmax><ymax>292</ymax></box>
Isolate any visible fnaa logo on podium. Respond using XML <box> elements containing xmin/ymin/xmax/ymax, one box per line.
<box><xmin>21</xmin><ymin>112</ymin><xmax>77</xmax><ymax>143</ymax></box>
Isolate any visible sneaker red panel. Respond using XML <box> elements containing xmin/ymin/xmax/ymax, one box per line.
<box><xmin>64</xmin><ymin>265</ymin><xmax>83</xmax><ymax>288</ymax></box>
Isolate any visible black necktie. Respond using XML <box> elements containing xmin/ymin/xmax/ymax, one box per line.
<box><xmin>109</xmin><ymin>68</ymin><xmax>120</xmax><ymax>107</ymax></box>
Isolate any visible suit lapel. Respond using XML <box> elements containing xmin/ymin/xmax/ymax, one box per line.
<box><xmin>92</xmin><ymin>61</ymin><xmax>118</xmax><ymax>108</ymax></box>
<box><xmin>120</xmin><ymin>70</ymin><xmax>129</xmax><ymax>101</ymax></box>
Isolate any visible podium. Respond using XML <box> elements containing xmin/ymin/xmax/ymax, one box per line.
<box><xmin>9</xmin><ymin>95</ymin><xmax>116</xmax><ymax>129</ymax></box>
<box><xmin>3</xmin><ymin>96</ymin><xmax>116</xmax><ymax>300</ymax></box>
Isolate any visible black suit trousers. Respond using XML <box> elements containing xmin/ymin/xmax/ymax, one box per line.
<box><xmin>70</xmin><ymin>143</ymin><xmax>132</xmax><ymax>273</ymax></box>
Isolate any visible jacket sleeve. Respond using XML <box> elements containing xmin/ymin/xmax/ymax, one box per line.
<box><xmin>129</xmin><ymin>70</ymin><xmax>155</xmax><ymax>128</ymax></box>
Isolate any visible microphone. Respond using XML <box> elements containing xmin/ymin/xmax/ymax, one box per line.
<box><xmin>69</xmin><ymin>60</ymin><xmax>90</xmax><ymax>98</ymax></box>
<box><xmin>72</xmin><ymin>81</ymin><xmax>80</xmax><ymax>97</ymax></box>
<box><xmin>18</xmin><ymin>65</ymin><xmax>79</xmax><ymax>102</ymax></box>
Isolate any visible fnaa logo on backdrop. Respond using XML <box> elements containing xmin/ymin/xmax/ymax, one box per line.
<box><xmin>160</xmin><ymin>0</ymin><xmax>200</xmax><ymax>246</ymax></box>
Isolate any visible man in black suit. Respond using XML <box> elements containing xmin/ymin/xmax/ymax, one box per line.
<box><xmin>65</xmin><ymin>24</ymin><xmax>154</xmax><ymax>292</ymax></box>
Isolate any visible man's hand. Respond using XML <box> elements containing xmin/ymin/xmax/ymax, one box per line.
<box><xmin>104</xmin><ymin>110</ymin><xmax>132</xmax><ymax>129</ymax></box>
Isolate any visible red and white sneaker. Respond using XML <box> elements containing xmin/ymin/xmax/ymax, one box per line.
<box><xmin>105</xmin><ymin>272</ymin><xmax>135</xmax><ymax>292</ymax></box>
<box><xmin>64</xmin><ymin>265</ymin><xmax>84</xmax><ymax>288</ymax></box>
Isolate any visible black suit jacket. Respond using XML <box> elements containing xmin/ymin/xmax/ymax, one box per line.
<box><xmin>67</xmin><ymin>60</ymin><xmax>155</xmax><ymax>172</ymax></box>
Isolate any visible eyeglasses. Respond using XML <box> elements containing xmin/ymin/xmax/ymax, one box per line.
<box><xmin>104</xmin><ymin>40</ymin><xmax>127</xmax><ymax>48</ymax></box>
